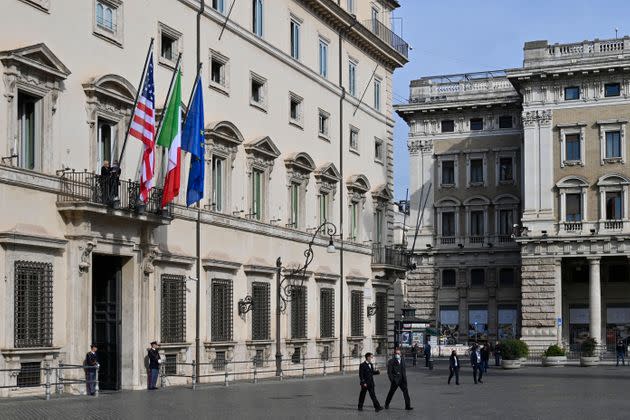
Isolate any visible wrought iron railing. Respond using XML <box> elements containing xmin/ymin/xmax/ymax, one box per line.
<box><xmin>371</xmin><ymin>244</ymin><xmax>410</xmax><ymax>269</ymax></box>
<box><xmin>361</xmin><ymin>19</ymin><xmax>409</xmax><ymax>58</ymax></box>
<box><xmin>57</xmin><ymin>170</ymin><xmax>172</xmax><ymax>218</ymax></box>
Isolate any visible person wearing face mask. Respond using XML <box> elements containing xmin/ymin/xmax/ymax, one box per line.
<box><xmin>384</xmin><ymin>348</ymin><xmax>413</xmax><ymax>410</ymax></box>
<box><xmin>358</xmin><ymin>352</ymin><xmax>383</xmax><ymax>412</ymax></box>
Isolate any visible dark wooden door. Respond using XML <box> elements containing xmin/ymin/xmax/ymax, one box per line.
<box><xmin>92</xmin><ymin>255</ymin><xmax>121</xmax><ymax>390</ymax></box>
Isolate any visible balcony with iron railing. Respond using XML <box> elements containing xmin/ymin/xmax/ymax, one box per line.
<box><xmin>56</xmin><ymin>170</ymin><xmax>172</xmax><ymax>222</ymax></box>
<box><xmin>371</xmin><ymin>244</ymin><xmax>410</xmax><ymax>272</ymax></box>
<box><xmin>361</xmin><ymin>19</ymin><xmax>408</xmax><ymax>59</ymax></box>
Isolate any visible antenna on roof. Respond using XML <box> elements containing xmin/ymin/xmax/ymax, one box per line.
<box><xmin>615</xmin><ymin>28</ymin><xmax>619</xmax><ymax>39</ymax></box>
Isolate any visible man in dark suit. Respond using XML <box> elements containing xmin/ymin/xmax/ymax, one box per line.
<box><xmin>448</xmin><ymin>350</ymin><xmax>460</xmax><ymax>385</ymax></box>
<box><xmin>147</xmin><ymin>341</ymin><xmax>161</xmax><ymax>390</ymax></box>
<box><xmin>384</xmin><ymin>348</ymin><xmax>413</xmax><ymax>410</ymax></box>
<box><xmin>84</xmin><ymin>344</ymin><xmax>99</xmax><ymax>396</ymax></box>
<box><xmin>358</xmin><ymin>352</ymin><xmax>383</xmax><ymax>412</ymax></box>
<box><xmin>470</xmin><ymin>344</ymin><xmax>483</xmax><ymax>384</ymax></box>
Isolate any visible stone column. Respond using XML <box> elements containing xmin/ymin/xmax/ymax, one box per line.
<box><xmin>457</xmin><ymin>268</ymin><xmax>468</xmax><ymax>343</ymax></box>
<box><xmin>554</xmin><ymin>259</ymin><xmax>562</xmax><ymax>346</ymax></box>
<box><xmin>588</xmin><ymin>257</ymin><xmax>602</xmax><ymax>345</ymax></box>
<box><xmin>520</xmin><ymin>256</ymin><xmax>556</xmax><ymax>347</ymax></box>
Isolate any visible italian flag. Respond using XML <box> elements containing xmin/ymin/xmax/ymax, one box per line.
<box><xmin>157</xmin><ymin>69</ymin><xmax>182</xmax><ymax>208</ymax></box>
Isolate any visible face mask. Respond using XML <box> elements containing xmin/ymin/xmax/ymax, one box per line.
<box><xmin>395</xmin><ymin>354</ymin><xmax>401</xmax><ymax>360</ymax></box>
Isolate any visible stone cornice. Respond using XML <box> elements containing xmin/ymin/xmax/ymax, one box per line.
<box><xmin>0</xmin><ymin>230</ymin><xmax>67</xmax><ymax>251</ymax></box>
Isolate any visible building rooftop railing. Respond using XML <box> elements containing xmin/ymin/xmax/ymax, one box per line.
<box><xmin>523</xmin><ymin>37</ymin><xmax>630</xmax><ymax>67</ymax></box>
<box><xmin>361</xmin><ymin>19</ymin><xmax>409</xmax><ymax>58</ymax></box>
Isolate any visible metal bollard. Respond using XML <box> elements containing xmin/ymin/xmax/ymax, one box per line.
<box><xmin>192</xmin><ymin>360</ymin><xmax>197</xmax><ymax>391</ymax></box>
<box><xmin>44</xmin><ymin>363</ymin><xmax>51</xmax><ymax>401</ymax></box>
<box><xmin>95</xmin><ymin>365</ymin><xmax>100</xmax><ymax>397</ymax></box>
<box><xmin>160</xmin><ymin>364</ymin><xmax>165</xmax><ymax>389</ymax></box>
<box><xmin>253</xmin><ymin>364</ymin><xmax>257</xmax><ymax>384</ymax></box>
<box><xmin>224</xmin><ymin>363</ymin><xmax>229</xmax><ymax>387</ymax></box>
<box><xmin>323</xmin><ymin>359</ymin><xmax>327</xmax><ymax>376</ymax></box>
<box><xmin>302</xmin><ymin>355</ymin><xmax>306</xmax><ymax>379</ymax></box>
<box><xmin>58</xmin><ymin>364</ymin><xmax>64</xmax><ymax>395</ymax></box>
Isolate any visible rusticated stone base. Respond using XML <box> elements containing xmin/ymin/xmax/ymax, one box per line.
<box><xmin>520</xmin><ymin>257</ymin><xmax>558</xmax><ymax>347</ymax></box>
<box><xmin>406</xmin><ymin>260</ymin><xmax>436</xmax><ymax>321</ymax></box>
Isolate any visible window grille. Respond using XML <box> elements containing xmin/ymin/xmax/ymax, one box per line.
<box><xmin>321</xmin><ymin>345</ymin><xmax>330</xmax><ymax>361</ymax></box>
<box><xmin>291</xmin><ymin>286</ymin><xmax>307</xmax><ymax>339</ymax></box>
<box><xmin>320</xmin><ymin>288</ymin><xmax>334</xmax><ymax>338</ymax></box>
<box><xmin>253</xmin><ymin>349</ymin><xmax>264</xmax><ymax>367</ymax></box>
<box><xmin>291</xmin><ymin>347</ymin><xmax>302</xmax><ymax>364</ymax></box>
<box><xmin>17</xmin><ymin>362</ymin><xmax>41</xmax><ymax>388</ymax></box>
<box><xmin>375</xmin><ymin>292</ymin><xmax>387</xmax><ymax>336</ymax></box>
<box><xmin>161</xmin><ymin>275</ymin><xmax>186</xmax><ymax>343</ymax></box>
<box><xmin>350</xmin><ymin>290</ymin><xmax>364</xmax><ymax>337</ymax></box>
<box><xmin>252</xmin><ymin>282</ymin><xmax>270</xmax><ymax>340</ymax></box>
<box><xmin>211</xmin><ymin>279</ymin><xmax>233</xmax><ymax>342</ymax></box>
<box><xmin>164</xmin><ymin>354</ymin><xmax>177</xmax><ymax>375</ymax></box>
<box><xmin>213</xmin><ymin>351</ymin><xmax>226</xmax><ymax>370</ymax></box>
<box><xmin>15</xmin><ymin>261</ymin><xmax>53</xmax><ymax>348</ymax></box>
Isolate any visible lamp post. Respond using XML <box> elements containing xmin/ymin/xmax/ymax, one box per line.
<box><xmin>275</xmin><ymin>221</ymin><xmax>337</xmax><ymax>376</ymax></box>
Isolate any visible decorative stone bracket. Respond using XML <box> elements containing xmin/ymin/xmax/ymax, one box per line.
<box><xmin>79</xmin><ymin>241</ymin><xmax>96</xmax><ymax>273</ymax></box>
<box><xmin>143</xmin><ymin>247</ymin><xmax>158</xmax><ymax>275</ymax></box>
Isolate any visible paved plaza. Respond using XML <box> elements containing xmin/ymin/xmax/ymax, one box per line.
<box><xmin>2</xmin><ymin>361</ymin><xmax>630</xmax><ymax>419</ymax></box>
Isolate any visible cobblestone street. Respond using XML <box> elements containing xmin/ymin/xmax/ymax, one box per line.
<box><xmin>2</xmin><ymin>362</ymin><xmax>630</xmax><ymax>419</ymax></box>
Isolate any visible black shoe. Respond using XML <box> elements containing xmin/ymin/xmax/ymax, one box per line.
<box><xmin>474</xmin><ymin>382</ymin><xmax>478</xmax><ymax>384</ymax></box>
<box><xmin>478</xmin><ymin>380</ymin><xmax>483</xmax><ymax>384</ymax></box>
<box><xmin>375</xmin><ymin>407</ymin><xmax>383</xmax><ymax>412</ymax></box>
<box><xmin>405</xmin><ymin>407</ymin><xmax>414</xmax><ymax>411</ymax></box>
<box><xmin>358</xmin><ymin>407</ymin><xmax>363</xmax><ymax>411</ymax></box>
<box><xmin>456</xmin><ymin>382</ymin><xmax>460</xmax><ymax>385</ymax></box>
<box><xmin>384</xmin><ymin>405</ymin><xmax>389</xmax><ymax>410</ymax></box>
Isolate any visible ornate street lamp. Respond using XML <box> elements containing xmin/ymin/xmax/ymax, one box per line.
<box><xmin>275</xmin><ymin>221</ymin><xmax>337</xmax><ymax>376</ymax></box>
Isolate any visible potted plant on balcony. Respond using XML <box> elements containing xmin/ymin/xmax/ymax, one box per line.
<box><xmin>500</xmin><ymin>339</ymin><xmax>529</xmax><ymax>369</ymax></box>
<box><xmin>542</xmin><ymin>344</ymin><xmax>567</xmax><ymax>367</ymax></box>
<box><xmin>580</xmin><ymin>337</ymin><xmax>599</xmax><ymax>367</ymax></box>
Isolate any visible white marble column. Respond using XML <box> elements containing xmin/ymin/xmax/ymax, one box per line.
<box><xmin>588</xmin><ymin>257</ymin><xmax>602</xmax><ymax>345</ymax></box>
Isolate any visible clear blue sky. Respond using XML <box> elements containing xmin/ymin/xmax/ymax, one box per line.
<box><xmin>392</xmin><ymin>0</ymin><xmax>630</xmax><ymax>200</ymax></box>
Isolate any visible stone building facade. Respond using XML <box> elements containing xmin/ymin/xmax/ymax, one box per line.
<box><xmin>397</xmin><ymin>36</ymin><xmax>630</xmax><ymax>351</ymax></box>
<box><xmin>0</xmin><ymin>0</ymin><xmax>408</xmax><ymax>395</ymax></box>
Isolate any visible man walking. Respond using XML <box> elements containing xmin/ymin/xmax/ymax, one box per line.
<box><xmin>411</xmin><ymin>342</ymin><xmax>419</xmax><ymax>367</ymax></box>
<box><xmin>358</xmin><ymin>352</ymin><xmax>383</xmax><ymax>412</ymax></box>
<box><xmin>384</xmin><ymin>348</ymin><xmax>413</xmax><ymax>410</ymax></box>
<box><xmin>147</xmin><ymin>341</ymin><xmax>161</xmax><ymax>390</ymax></box>
<box><xmin>470</xmin><ymin>344</ymin><xmax>483</xmax><ymax>384</ymax></box>
<box><xmin>448</xmin><ymin>350</ymin><xmax>460</xmax><ymax>385</ymax></box>
<box><xmin>423</xmin><ymin>340</ymin><xmax>432</xmax><ymax>368</ymax></box>
<box><xmin>616</xmin><ymin>339</ymin><xmax>626</xmax><ymax>366</ymax></box>
<box><xmin>84</xmin><ymin>344</ymin><xmax>99</xmax><ymax>396</ymax></box>
<box><xmin>494</xmin><ymin>341</ymin><xmax>502</xmax><ymax>366</ymax></box>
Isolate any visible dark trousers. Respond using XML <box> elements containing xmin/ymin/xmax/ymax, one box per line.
<box><xmin>425</xmin><ymin>354</ymin><xmax>430</xmax><ymax>367</ymax></box>
<box><xmin>448</xmin><ymin>367</ymin><xmax>459</xmax><ymax>384</ymax></box>
<box><xmin>412</xmin><ymin>353</ymin><xmax>417</xmax><ymax>366</ymax></box>
<box><xmin>495</xmin><ymin>354</ymin><xmax>500</xmax><ymax>366</ymax></box>
<box><xmin>617</xmin><ymin>352</ymin><xmax>625</xmax><ymax>366</ymax></box>
<box><xmin>480</xmin><ymin>360</ymin><xmax>488</xmax><ymax>373</ymax></box>
<box><xmin>148</xmin><ymin>368</ymin><xmax>159</xmax><ymax>389</ymax></box>
<box><xmin>358</xmin><ymin>385</ymin><xmax>381</xmax><ymax>410</ymax></box>
<box><xmin>85</xmin><ymin>371</ymin><xmax>96</xmax><ymax>395</ymax></box>
<box><xmin>472</xmin><ymin>365</ymin><xmax>483</xmax><ymax>383</ymax></box>
<box><xmin>385</xmin><ymin>381</ymin><xmax>411</xmax><ymax>408</ymax></box>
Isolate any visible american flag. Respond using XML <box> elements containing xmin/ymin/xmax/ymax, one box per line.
<box><xmin>128</xmin><ymin>55</ymin><xmax>155</xmax><ymax>203</ymax></box>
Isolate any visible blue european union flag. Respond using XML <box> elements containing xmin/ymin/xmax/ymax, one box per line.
<box><xmin>182</xmin><ymin>76</ymin><xmax>205</xmax><ymax>206</ymax></box>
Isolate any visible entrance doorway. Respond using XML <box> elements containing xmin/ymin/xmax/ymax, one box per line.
<box><xmin>92</xmin><ymin>255</ymin><xmax>122</xmax><ymax>390</ymax></box>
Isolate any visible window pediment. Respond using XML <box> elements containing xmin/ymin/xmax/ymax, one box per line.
<box><xmin>83</xmin><ymin>74</ymin><xmax>136</xmax><ymax>107</ymax></box>
<box><xmin>315</xmin><ymin>162</ymin><xmax>340</xmax><ymax>183</ymax></box>
<box><xmin>556</xmin><ymin>176</ymin><xmax>588</xmax><ymax>189</ymax></box>
<box><xmin>463</xmin><ymin>195</ymin><xmax>490</xmax><ymax>206</ymax></box>
<box><xmin>0</xmin><ymin>43</ymin><xmax>71</xmax><ymax>81</ymax></box>
<box><xmin>598</xmin><ymin>173</ymin><xmax>630</xmax><ymax>187</ymax></box>
<box><xmin>372</xmin><ymin>184</ymin><xmax>393</xmax><ymax>202</ymax></box>
<box><xmin>493</xmin><ymin>194</ymin><xmax>520</xmax><ymax>205</ymax></box>
<box><xmin>435</xmin><ymin>197</ymin><xmax>461</xmax><ymax>208</ymax></box>
<box><xmin>245</xmin><ymin>136</ymin><xmax>281</xmax><ymax>161</ymax></box>
<box><xmin>346</xmin><ymin>174</ymin><xmax>370</xmax><ymax>194</ymax></box>
<box><xmin>207</xmin><ymin>120</ymin><xmax>244</xmax><ymax>148</ymax></box>
<box><xmin>284</xmin><ymin>152</ymin><xmax>315</xmax><ymax>174</ymax></box>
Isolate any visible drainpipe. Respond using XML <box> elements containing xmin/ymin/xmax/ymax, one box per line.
<box><xmin>338</xmin><ymin>26</ymin><xmax>345</xmax><ymax>373</ymax></box>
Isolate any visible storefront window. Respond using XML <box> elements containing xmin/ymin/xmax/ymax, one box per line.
<box><xmin>439</xmin><ymin>306</ymin><xmax>459</xmax><ymax>345</ymax></box>
<box><xmin>468</xmin><ymin>306</ymin><xmax>488</xmax><ymax>342</ymax></box>
<box><xmin>498</xmin><ymin>305</ymin><xmax>518</xmax><ymax>340</ymax></box>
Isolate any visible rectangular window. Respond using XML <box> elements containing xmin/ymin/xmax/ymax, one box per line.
<box><xmin>252</xmin><ymin>282</ymin><xmax>270</xmax><ymax>340</ymax></box>
<box><xmin>251</xmin><ymin>169</ymin><xmax>263</xmax><ymax>220</ymax></box>
<box><xmin>15</xmin><ymin>261</ymin><xmax>52</xmax><ymax>348</ymax></box>
<box><xmin>442</xmin><ymin>269</ymin><xmax>456</xmax><ymax>288</ymax></box>
<box><xmin>160</xmin><ymin>274</ymin><xmax>186</xmax><ymax>343</ymax></box>
<box><xmin>442</xmin><ymin>212</ymin><xmax>455</xmax><ymax>237</ymax></box>
<box><xmin>97</xmin><ymin>118</ymin><xmax>115</xmax><ymax>170</ymax></box>
<box><xmin>375</xmin><ymin>208</ymin><xmax>383</xmax><ymax>244</ymax></box>
<box><xmin>212</xmin><ymin>0</ymin><xmax>224</xmax><ymax>13</ymax></box>
<box><xmin>374</xmin><ymin>138</ymin><xmax>383</xmax><ymax>162</ymax></box>
<box><xmin>291</xmin><ymin>286</ymin><xmax>307</xmax><ymax>339</ymax></box>
<box><xmin>160</xmin><ymin>32</ymin><xmax>176</xmax><ymax>62</ymax></box>
<box><xmin>253</xmin><ymin>349</ymin><xmax>264</xmax><ymax>367</ymax></box>
<box><xmin>319</xmin><ymin>38</ymin><xmax>328</xmax><ymax>78</ymax></box>
<box><xmin>347</xmin><ymin>0</ymin><xmax>355</xmax><ymax>13</ymax></box>
<box><xmin>164</xmin><ymin>354</ymin><xmax>177</xmax><ymax>375</ymax></box>
<box><xmin>565</xmin><ymin>193</ymin><xmax>582</xmax><ymax>222</ymax></box>
<box><xmin>96</xmin><ymin>1</ymin><xmax>116</xmax><ymax>32</ymax></box>
<box><xmin>470</xmin><ymin>269</ymin><xmax>485</xmax><ymax>287</ymax></box>
<box><xmin>289</xmin><ymin>94</ymin><xmax>302</xmax><ymax>124</ymax></box>
<box><xmin>290</xmin><ymin>19</ymin><xmax>301</xmax><ymax>60</ymax></box>
<box><xmin>319</xmin><ymin>193</ymin><xmax>329</xmax><ymax>225</ymax></box>
<box><xmin>251</xmin><ymin>78</ymin><xmax>264</xmax><ymax>104</ymax></box>
<box><xmin>373</xmin><ymin>78</ymin><xmax>381</xmax><ymax>111</ymax></box>
<box><xmin>211</xmin><ymin>58</ymin><xmax>226</xmax><ymax>86</ymax></box>
<box><xmin>565</xmin><ymin>133</ymin><xmax>581</xmax><ymax>161</ymax></box>
<box><xmin>606</xmin><ymin>191</ymin><xmax>623</xmax><ymax>220</ymax></box>
<box><xmin>469</xmin><ymin>306</ymin><xmax>488</xmax><ymax>340</ymax></box>
<box><xmin>375</xmin><ymin>292</ymin><xmax>387</xmax><ymax>336</ymax></box>
<box><xmin>350</xmin><ymin>202</ymin><xmax>359</xmax><ymax>240</ymax></box>
<box><xmin>470</xmin><ymin>211</ymin><xmax>484</xmax><ymax>236</ymax></box>
<box><xmin>565</xmin><ymin>86</ymin><xmax>580</xmax><ymax>100</ymax></box>
<box><xmin>470</xmin><ymin>159</ymin><xmax>483</xmax><ymax>183</ymax></box>
<box><xmin>348</xmin><ymin>60</ymin><xmax>357</xmax><ymax>97</ymax></box>
<box><xmin>350</xmin><ymin>290</ymin><xmax>364</xmax><ymax>337</ymax></box>
<box><xmin>350</xmin><ymin>128</ymin><xmax>359</xmax><ymax>151</ymax></box>
<box><xmin>606</xmin><ymin>131</ymin><xmax>622</xmax><ymax>158</ymax></box>
<box><xmin>320</xmin><ymin>288</ymin><xmax>334</xmax><ymax>338</ymax></box>
<box><xmin>499</xmin><ymin>115</ymin><xmax>513</xmax><ymax>129</ymax></box>
<box><xmin>213</xmin><ymin>351</ymin><xmax>226</xmax><ymax>370</ymax></box>
<box><xmin>290</xmin><ymin>183</ymin><xmax>300</xmax><ymax>228</ymax></box>
<box><xmin>441</xmin><ymin>120</ymin><xmax>455</xmax><ymax>133</ymax></box>
<box><xmin>211</xmin><ymin>279</ymin><xmax>233</xmax><ymax>342</ymax></box>
<box><xmin>499</xmin><ymin>157</ymin><xmax>513</xmax><ymax>181</ymax></box>
<box><xmin>605</xmin><ymin>83</ymin><xmax>621</xmax><ymax>97</ymax></box>
<box><xmin>499</xmin><ymin>268</ymin><xmax>515</xmax><ymax>288</ymax></box>
<box><xmin>498</xmin><ymin>209</ymin><xmax>514</xmax><ymax>235</ymax></box>
<box><xmin>470</xmin><ymin>118</ymin><xmax>483</xmax><ymax>131</ymax></box>
<box><xmin>318</xmin><ymin>111</ymin><xmax>329</xmax><ymax>137</ymax></box>
<box><xmin>17</xmin><ymin>362</ymin><xmax>41</xmax><ymax>388</ymax></box>
<box><xmin>441</xmin><ymin>160</ymin><xmax>455</xmax><ymax>185</ymax></box>
<box><xmin>17</xmin><ymin>92</ymin><xmax>40</xmax><ymax>170</ymax></box>
<box><xmin>212</xmin><ymin>157</ymin><xmax>224</xmax><ymax>212</ymax></box>
<box><xmin>252</xmin><ymin>0</ymin><xmax>263</xmax><ymax>37</ymax></box>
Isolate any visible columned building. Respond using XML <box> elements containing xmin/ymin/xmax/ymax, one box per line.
<box><xmin>0</xmin><ymin>0</ymin><xmax>408</xmax><ymax>395</ymax></box>
<box><xmin>397</xmin><ymin>36</ymin><xmax>630</xmax><ymax>352</ymax></box>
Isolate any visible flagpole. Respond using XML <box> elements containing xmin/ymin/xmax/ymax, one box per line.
<box><xmin>182</xmin><ymin>64</ymin><xmax>202</xmax><ymax>129</ymax></box>
<box><xmin>118</xmin><ymin>38</ymin><xmax>154</xmax><ymax>166</ymax></box>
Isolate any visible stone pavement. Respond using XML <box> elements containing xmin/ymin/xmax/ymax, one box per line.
<box><xmin>2</xmin><ymin>361</ymin><xmax>630</xmax><ymax>419</ymax></box>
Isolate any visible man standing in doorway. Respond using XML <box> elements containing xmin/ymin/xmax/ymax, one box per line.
<box><xmin>147</xmin><ymin>341</ymin><xmax>161</xmax><ymax>390</ymax></box>
<box><xmin>358</xmin><ymin>352</ymin><xmax>383</xmax><ymax>412</ymax></box>
<box><xmin>84</xmin><ymin>344</ymin><xmax>99</xmax><ymax>396</ymax></box>
<box><xmin>384</xmin><ymin>348</ymin><xmax>413</xmax><ymax>410</ymax></box>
